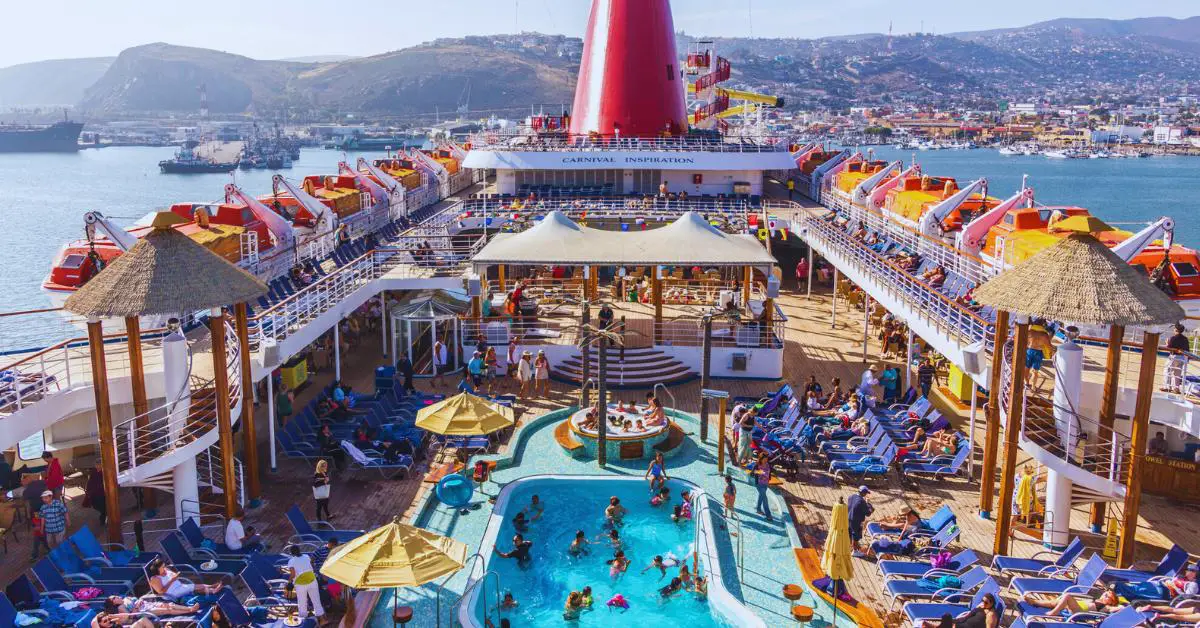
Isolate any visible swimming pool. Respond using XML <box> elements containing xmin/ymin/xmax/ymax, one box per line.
<box><xmin>459</xmin><ymin>475</ymin><xmax>762</xmax><ymax>628</ymax></box>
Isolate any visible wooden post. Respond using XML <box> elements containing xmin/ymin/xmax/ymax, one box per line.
<box><xmin>597</xmin><ymin>335</ymin><xmax>608</xmax><ymax>468</ymax></box>
<box><xmin>124</xmin><ymin>316</ymin><xmax>156</xmax><ymax>512</ymax></box>
<box><xmin>979</xmin><ymin>310</ymin><xmax>1010</xmax><ymax>518</ymax></box>
<box><xmin>1118</xmin><ymin>330</ymin><xmax>1160</xmax><ymax>568</ymax></box>
<box><xmin>652</xmin><ymin>270</ymin><xmax>663</xmax><ymax>345</ymax></box>
<box><xmin>497</xmin><ymin>265</ymin><xmax>506</xmax><ymax>293</ymax></box>
<box><xmin>993</xmin><ymin>318</ymin><xmax>1028</xmax><ymax>557</ymax></box>
<box><xmin>234</xmin><ymin>303</ymin><xmax>262</xmax><ymax>506</ymax></box>
<box><xmin>762</xmin><ymin>297</ymin><xmax>775</xmax><ymax>348</ymax></box>
<box><xmin>579</xmin><ymin>302</ymin><xmax>591</xmax><ymax>408</ymax></box>
<box><xmin>88</xmin><ymin>320</ymin><xmax>124</xmax><ymax>543</ymax></box>
<box><xmin>209</xmin><ymin>309</ymin><xmax>239</xmax><ymax>517</ymax></box>
<box><xmin>589</xmin><ymin>265</ymin><xmax>599</xmax><ymax>300</ymax></box>
<box><xmin>742</xmin><ymin>266</ymin><xmax>752</xmax><ymax>308</ymax></box>
<box><xmin>1091</xmin><ymin>324</ymin><xmax>1124</xmax><ymax>532</ymax></box>
<box><xmin>717</xmin><ymin>396</ymin><xmax>728</xmax><ymax>475</ymax></box>
<box><xmin>831</xmin><ymin>268</ymin><xmax>840</xmax><ymax>328</ymax></box>
<box><xmin>861</xmin><ymin>295</ymin><xmax>871</xmax><ymax>362</ymax></box>
<box><xmin>700</xmin><ymin>316</ymin><xmax>712</xmax><ymax>443</ymax></box>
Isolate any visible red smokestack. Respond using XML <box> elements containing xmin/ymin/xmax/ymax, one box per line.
<box><xmin>568</xmin><ymin>0</ymin><xmax>689</xmax><ymax>138</ymax></box>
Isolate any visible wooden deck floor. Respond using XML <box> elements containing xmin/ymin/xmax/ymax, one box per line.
<box><xmin>4</xmin><ymin>280</ymin><xmax>1198</xmax><ymax>626</ymax></box>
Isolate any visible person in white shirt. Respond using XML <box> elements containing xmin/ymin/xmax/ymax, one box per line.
<box><xmin>517</xmin><ymin>351</ymin><xmax>534</xmax><ymax>399</ymax></box>
<box><xmin>432</xmin><ymin>339</ymin><xmax>448</xmax><ymax>388</ymax></box>
<box><xmin>286</xmin><ymin>545</ymin><xmax>325</xmax><ymax>621</ymax></box>
<box><xmin>858</xmin><ymin>365</ymin><xmax>879</xmax><ymax>397</ymax></box>
<box><xmin>223</xmin><ymin>508</ymin><xmax>263</xmax><ymax>553</ymax></box>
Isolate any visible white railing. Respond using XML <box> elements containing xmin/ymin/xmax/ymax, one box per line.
<box><xmin>789</xmin><ymin>207</ymin><xmax>992</xmax><ymax>348</ymax></box>
<box><xmin>467</xmin><ymin>130</ymin><xmax>790</xmax><ymax>153</ymax></box>
<box><xmin>1</xmin><ymin>326</ymin><xmax>166</xmax><ymax>415</ymax></box>
<box><xmin>111</xmin><ymin>319</ymin><xmax>241</xmax><ymax>479</ymax></box>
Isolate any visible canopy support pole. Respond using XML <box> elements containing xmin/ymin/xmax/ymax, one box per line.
<box><xmin>209</xmin><ymin>308</ymin><xmax>240</xmax><ymax>518</ymax></box>
<box><xmin>124</xmin><ymin>316</ymin><xmax>156</xmax><ymax>514</ymax></box>
<box><xmin>88</xmin><ymin>319</ymin><xmax>123</xmax><ymax>543</ymax></box>
<box><xmin>994</xmin><ymin>317</ymin><xmax>1028</xmax><ymax>557</ymax></box>
<box><xmin>267</xmin><ymin>373</ymin><xmax>277</xmax><ymax>472</ymax></box>
<box><xmin>1119</xmin><ymin>330</ymin><xmax>1160</xmax><ymax>568</ymax></box>
<box><xmin>831</xmin><ymin>269</ymin><xmax>839</xmax><ymax>329</ymax></box>
<box><xmin>862</xmin><ymin>295</ymin><xmax>871</xmax><ymax>362</ymax></box>
<box><xmin>234</xmin><ymin>303</ymin><xmax>261</xmax><ymax>506</ymax></box>
<box><xmin>1091</xmin><ymin>324</ymin><xmax>1124</xmax><ymax>533</ymax></box>
<box><xmin>653</xmin><ymin>270</ymin><xmax>663</xmax><ymax>345</ymax></box>
<box><xmin>497</xmin><ymin>265</ymin><xmax>506</xmax><ymax>293</ymax></box>
<box><xmin>742</xmin><ymin>266</ymin><xmax>752</xmax><ymax>308</ymax></box>
<box><xmin>334</xmin><ymin>322</ymin><xmax>342</xmax><ymax>382</ymax></box>
<box><xmin>980</xmin><ymin>310</ymin><xmax>1009</xmax><ymax>519</ymax></box>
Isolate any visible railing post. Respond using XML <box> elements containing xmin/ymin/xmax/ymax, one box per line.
<box><xmin>1091</xmin><ymin>324</ymin><xmax>1125</xmax><ymax>533</ymax></box>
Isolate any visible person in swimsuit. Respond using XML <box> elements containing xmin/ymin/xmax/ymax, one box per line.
<box><xmin>642</xmin><ymin>555</ymin><xmax>671</xmax><ymax>578</ymax></box>
<box><xmin>1025</xmin><ymin>322</ymin><xmax>1053</xmax><ymax>388</ymax></box>
<box><xmin>917</xmin><ymin>431</ymin><xmax>960</xmax><ymax>458</ymax></box>
<box><xmin>147</xmin><ymin>558</ymin><xmax>225</xmax><ymax>601</ymax></box>
<box><xmin>102</xmin><ymin>596</ymin><xmax>199</xmax><ymax>618</ymax></box>
<box><xmin>659</xmin><ymin>577</ymin><xmax>684</xmax><ymax>599</ymax></box>
<box><xmin>524</xmin><ymin>494</ymin><xmax>545</xmax><ymax>521</ymax></box>
<box><xmin>495</xmin><ymin>534</ymin><xmax>533</xmax><ymax>565</ymax></box>
<box><xmin>605</xmin><ymin>496</ymin><xmax>628</xmax><ymax>527</ymax></box>
<box><xmin>606</xmin><ymin>550</ymin><xmax>630</xmax><ymax>578</ymax></box>
<box><xmin>645</xmin><ymin>452</ymin><xmax>668</xmax><ymax>491</ymax></box>
<box><xmin>1021</xmin><ymin>587</ymin><xmax>1124</xmax><ymax>618</ymax></box>
<box><xmin>595</xmin><ymin>528</ymin><xmax>623</xmax><ymax>552</ymax></box>
<box><xmin>644</xmin><ymin>393</ymin><xmax>667</xmax><ymax>426</ymax></box>
<box><xmin>921</xmin><ymin>592</ymin><xmax>999</xmax><ymax>628</ymax></box>
<box><xmin>563</xmin><ymin>591</ymin><xmax>585</xmax><ymax>620</ymax></box>
<box><xmin>568</xmin><ymin>530</ymin><xmax>591</xmax><ymax>556</ymax></box>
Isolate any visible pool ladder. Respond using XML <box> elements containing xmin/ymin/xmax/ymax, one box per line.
<box><xmin>434</xmin><ymin>552</ymin><xmax>499</xmax><ymax>628</ymax></box>
<box><xmin>694</xmin><ymin>493</ymin><xmax>744</xmax><ymax>584</ymax></box>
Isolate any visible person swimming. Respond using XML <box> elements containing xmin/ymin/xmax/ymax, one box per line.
<box><xmin>525</xmin><ymin>494</ymin><xmax>545</xmax><ymax>521</ymax></box>
<box><xmin>563</xmin><ymin>591</ymin><xmax>584</xmax><ymax>621</ymax></box>
<box><xmin>569</xmin><ymin>530</ymin><xmax>591</xmax><ymax>556</ymax></box>
<box><xmin>499</xmin><ymin>591</ymin><xmax>518</xmax><ymax>611</ymax></box>
<box><xmin>606</xmin><ymin>550</ymin><xmax>630</xmax><ymax>578</ymax></box>
<box><xmin>595</xmin><ymin>528</ymin><xmax>623</xmax><ymax>551</ymax></box>
<box><xmin>641</xmin><ymin>555</ymin><xmax>669</xmax><ymax>578</ymax></box>
<box><xmin>692</xmin><ymin>575</ymin><xmax>708</xmax><ymax>599</ymax></box>
<box><xmin>605</xmin><ymin>496</ymin><xmax>627</xmax><ymax>527</ymax></box>
<box><xmin>659</xmin><ymin>577</ymin><xmax>684</xmax><ymax>599</ymax></box>
<box><xmin>650</xmin><ymin>486</ymin><xmax>670</xmax><ymax>506</ymax></box>
<box><xmin>580</xmin><ymin>586</ymin><xmax>593</xmax><ymax>608</ymax></box>
<box><xmin>679</xmin><ymin>563</ymin><xmax>694</xmax><ymax>588</ymax></box>
<box><xmin>511</xmin><ymin>510</ymin><xmax>529</xmax><ymax>533</ymax></box>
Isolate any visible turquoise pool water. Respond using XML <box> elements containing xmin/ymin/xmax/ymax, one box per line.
<box><xmin>466</xmin><ymin>477</ymin><xmax>722</xmax><ymax>627</ymax></box>
<box><xmin>367</xmin><ymin>408</ymin><xmax>834</xmax><ymax>628</ymax></box>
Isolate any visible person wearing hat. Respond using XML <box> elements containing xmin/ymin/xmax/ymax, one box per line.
<box><xmin>534</xmin><ymin>350</ymin><xmax>551</xmax><ymax>399</ymax></box>
<box><xmin>858</xmin><ymin>365</ymin><xmax>879</xmax><ymax>397</ymax></box>
<box><xmin>517</xmin><ymin>351</ymin><xmax>534</xmax><ymax>399</ymax></box>
<box><xmin>846</xmin><ymin>486</ymin><xmax>874</xmax><ymax>558</ymax></box>
<box><xmin>39</xmin><ymin>489</ymin><xmax>69</xmax><ymax>553</ymax></box>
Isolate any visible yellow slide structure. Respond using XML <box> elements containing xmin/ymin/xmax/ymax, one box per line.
<box><xmin>687</xmin><ymin>84</ymin><xmax>782</xmax><ymax>107</ymax></box>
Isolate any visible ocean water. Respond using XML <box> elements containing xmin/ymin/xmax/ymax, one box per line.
<box><xmin>472</xmin><ymin>478</ymin><xmax>721</xmax><ymax>628</ymax></box>
<box><xmin>0</xmin><ymin>146</ymin><xmax>389</xmax><ymax>351</ymax></box>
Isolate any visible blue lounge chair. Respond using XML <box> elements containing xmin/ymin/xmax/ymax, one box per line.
<box><xmin>69</xmin><ymin>525</ymin><xmax>157</xmax><ymax>570</ymax></box>
<box><xmin>31</xmin><ymin>558</ymin><xmax>132</xmax><ymax>597</ymax></box>
<box><xmin>1012</xmin><ymin>605</ymin><xmax>1150</xmax><ymax>628</ymax></box>
<box><xmin>5</xmin><ymin>574</ymin><xmax>95</xmax><ymax>625</ymax></box>
<box><xmin>825</xmin><ymin>436</ymin><xmax>891</xmax><ymax>463</ymax></box>
<box><xmin>831</xmin><ymin>444</ymin><xmax>896</xmax><ymax>481</ymax></box>
<box><xmin>216</xmin><ymin>588</ymin><xmax>315</xmax><ymax>628</ymax></box>
<box><xmin>885</xmin><ymin>565</ymin><xmax>989</xmax><ymax>608</ymax></box>
<box><xmin>879</xmin><ymin>549</ymin><xmax>980</xmax><ymax>580</ymax></box>
<box><xmin>1010</xmin><ymin>554</ymin><xmax>1109</xmax><ymax>597</ymax></box>
<box><xmin>341</xmin><ymin>440</ymin><xmax>413</xmax><ymax>479</ymax></box>
<box><xmin>1100</xmin><ymin>543</ymin><xmax>1189</xmax><ymax>584</ymax></box>
<box><xmin>160</xmin><ymin>532</ymin><xmax>247</xmax><ymax>577</ymax></box>
<box><xmin>993</xmin><ymin>537</ymin><xmax>1086</xmax><ymax>577</ymax></box>
<box><xmin>285</xmin><ymin>505</ymin><xmax>364</xmax><ymax>544</ymax></box>
<box><xmin>240</xmin><ymin>563</ymin><xmax>293</xmax><ymax>608</ymax></box>
<box><xmin>179</xmin><ymin>518</ymin><xmax>259</xmax><ymax>557</ymax></box>
<box><xmin>903</xmin><ymin>578</ymin><xmax>1003</xmax><ymax>626</ymax></box>
<box><xmin>902</xmin><ymin>446</ymin><xmax>971</xmax><ymax>480</ymax></box>
<box><xmin>46</xmin><ymin>543</ymin><xmax>143</xmax><ymax>586</ymax></box>
<box><xmin>868</xmin><ymin>505</ymin><xmax>958</xmax><ymax>539</ymax></box>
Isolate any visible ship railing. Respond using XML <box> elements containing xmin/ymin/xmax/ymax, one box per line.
<box><xmin>111</xmin><ymin>320</ymin><xmax>240</xmax><ymax>478</ymax></box>
<box><xmin>457</xmin><ymin>197</ymin><xmax>758</xmax><ymax>223</ymax></box>
<box><xmin>652</xmin><ymin>313</ymin><xmax>786</xmax><ymax>349</ymax></box>
<box><xmin>789</xmin><ymin>206</ymin><xmax>992</xmax><ymax>348</ymax></box>
<box><xmin>814</xmin><ymin>192</ymin><xmax>995</xmax><ymax>287</ymax></box>
<box><xmin>466</xmin><ymin>130</ymin><xmax>790</xmax><ymax>153</ymax></box>
<box><xmin>0</xmin><ymin>319</ymin><xmax>167</xmax><ymax>416</ymax></box>
<box><xmin>460</xmin><ymin>316</ymin><xmax>583</xmax><ymax>349</ymax></box>
<box><xmin>998</xmin><ymin>341</ymin><xmax>1132</xmax><ymax>490</ymax></box>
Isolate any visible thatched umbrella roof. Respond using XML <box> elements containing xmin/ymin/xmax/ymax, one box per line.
<box><xmin>973</xmin><ymin>232</ymin><xmax>1184</xmax><ymax>327</ymax></box>
<box><xmin>64</xmin><ymin>213</ymin><xmax>269</xmax><ymax>318</ymax></box>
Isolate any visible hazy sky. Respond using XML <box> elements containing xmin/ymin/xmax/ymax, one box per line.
<box><xmin>2</xmin><ymin>0</ymin><xmax>1197</xmax><ymax>67</ymax></box>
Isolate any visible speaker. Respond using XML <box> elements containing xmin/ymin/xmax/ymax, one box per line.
<box><xmin>766</xmin><ymin>277</ymin><xmax>781</xmax><ymax>298</ymax></box>
<box><xmin>467</xmin><ymin>276</ymin><xmax>482</xmax><ymax>297</ymax></box>
<box><xmin>962</xmin><ymin>341</ymin><xmax>984</xmax><ymax>375</ymax></box>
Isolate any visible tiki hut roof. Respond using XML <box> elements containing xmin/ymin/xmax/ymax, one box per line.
<box><xmin>972</xmin><ymin>232</ymin><xmax>1184</xmax><ymax>327</ymax></box>
<box><xmin>64</xmin><ymin>213</ymin><xmax>269</xmax><ymax>318</ymax></box>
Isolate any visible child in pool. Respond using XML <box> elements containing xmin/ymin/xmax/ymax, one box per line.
<box><xmin>605</xmin><ymin>497</ymin><xmax>628</xmax><ymax>527</ymax></box>
<box><xmin>635</xmin><ymin>419</ymin><xmax>646</xmax><ymax>432</ymax></box>
<box><xmin>692</xmin><ymin>576</ymin><xmax>708</xmax><ymax>599</ymax></box>
<box><xmin>659</xmin><ymin>577</ymin><xmax>684</xmax><ymax>599</ymax></box>
<box><xmin>563</xmin><ymin>591</ymin><xmax>584</xmax><ymax>620</ymax></box>
<box><xmin>650</xmin><ymin>486</ymin><xmax>670</xmax><ymax>506</ymax></box>
<box><xmin>622</xmin><ymin>419</ymin><xmax>633</xmax><ymax>431</ymax></box>
<box><xmin>595</xmin><ymin>529</ymin><xmax>623</xmax><ymax>551</ymax></box>
<box><xmin>581</xmin><ymin>586</ymin><xmax>593</xmax><ymax>608</ymax></box>
<box><xmin>500</xmin><ymin>591</ymin><xmax>519</xmax><ymax>610</ymax></box>
<box><xmin>511</xmin><ymin>511</ymin><xmax>529</xmax><ymax>533</ymax></box>
<box><xmin>524</xmin><ymin>495</ymin><xmax>545</xmax><ymax>521</ymax></box>
<box><xmin>642</xmin><ymin>555</ymin><xmax>670</xmax><ymax>578</ymax></box>
<box><xmin>671</xmin><ymin>500</ymin><xmax>693</xmax><ymax>523</ymax></box>
<box><xmin>569</xmin><ymin>530</ymin><xmax>591</xmax><ymax>556</ymax></box>
<box><xmin>606</xmin><ymin>550</ymin><xmax>630</xmax><ymax>578</ymax></box>
<box><xmin>679</xmin><ymin>563</ymin><xmax>694</xmax><ymax>588</ymax></box>
<box><xmin>615</xmin><ymin>400</ymin><xmax>627</xmax><ymax>412</ymax></box>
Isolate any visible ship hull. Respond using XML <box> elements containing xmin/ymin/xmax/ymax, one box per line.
<box><xmin>159</xmin><ymin>161</ymin><xmax>238</xmax><ymax>174</ymax></box>
<box><xmin>0</xmin><ymin>121</ymin><xmax>83</xmax><ymax>153</ymax></box>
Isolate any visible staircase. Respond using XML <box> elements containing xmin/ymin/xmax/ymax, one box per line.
<box><xmin>556</xmin><ymin>347</ymin><xmax>697</xmax><ymax>389</ymax></box>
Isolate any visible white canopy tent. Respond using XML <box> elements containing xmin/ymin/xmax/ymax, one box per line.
<box><xmin>470</xmin><ymin>210</ymin><xmax>775</xmax><ymax>267</ymax></box>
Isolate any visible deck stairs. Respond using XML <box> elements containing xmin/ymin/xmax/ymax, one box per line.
<box><xmin>556</xmin><ymin>347</ymin><xmax>697</xmax><ymax>388</ymax></box>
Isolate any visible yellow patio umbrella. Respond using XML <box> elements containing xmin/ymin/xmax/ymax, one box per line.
<box><xmin>415</xmin><ymin>392</ymin><xmax>516</xmax><ymax>436</ymax></box>
<box><xmin>319</xmin><ymin>516</ymin><xmax>469</xmax><ymax>589</ymax></box>
<box><xmin>1048</xmin><ymin>214</ymin><xmax>1113</xmax><ymax>234</ymax></box>
<box><xmin>821</xmin><ymin>498</ymin><xmax>855</xmax><ymax>589</ymax></box>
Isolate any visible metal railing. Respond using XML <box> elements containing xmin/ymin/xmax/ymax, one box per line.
<box><xmin>653</xmin><ymin>316</ymin><xmax>786</xmax><ymax>349</ymax></box>
<box><xmin>791</xmin><ymin>207</ymin><xmax>992</xmax><ymax>347</ymax></box>
<box><xmin>467</xmin><ymin>130</ymin><xmax>791</xmax><ymax>153</ymax></box>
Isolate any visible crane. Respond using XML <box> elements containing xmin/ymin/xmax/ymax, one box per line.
<box><xmin>1112</xmin><ymin>217</ymin><xmax>1175</xmax><ymax>262</ymax></box>
<box><xmin>84</xmin><ymin>212</ymin><xmax>139</xmax><ymax>251</ymax></box>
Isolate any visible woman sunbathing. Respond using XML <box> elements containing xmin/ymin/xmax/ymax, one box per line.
<box><xmin>1021</xmin><ymin>588</ymin><xmax>1124</xmax><ymax>618</ymax></box>
<box><xmin>917</xmin><ymin>430</ymin><xmax>959</xmax><ymax>458</ymax></box>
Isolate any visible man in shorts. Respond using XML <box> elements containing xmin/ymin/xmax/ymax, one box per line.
<box><xmin>468</xmin><ymin>351</ymin><xmax>485</xmax><ymax>390</ymax></box>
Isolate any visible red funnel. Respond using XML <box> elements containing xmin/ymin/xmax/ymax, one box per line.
<box><xmin>569</xmin><ymin>0</ymin><xmax>689</xmax><ymax>138</ymax></box>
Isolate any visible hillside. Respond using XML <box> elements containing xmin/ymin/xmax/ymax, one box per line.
<box><xmin>0</xmin><ymin>57</ymin><xmax>113</xmax><ymax>108</ymax></box>
<box><xmin>79</xmin><ymin>43</ymin><xmax>313</xmax><ymax>114</ymax></box>
<box><xmin>951</xmin><ymin>16</ymin><xmax>1200</xmax><ymax>44</ymax></box>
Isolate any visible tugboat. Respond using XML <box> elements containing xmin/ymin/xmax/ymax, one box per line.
<box><xmin>158</xmin><ymin>140</ymin><xmax>237</xmax><ymax>174</ymax></box>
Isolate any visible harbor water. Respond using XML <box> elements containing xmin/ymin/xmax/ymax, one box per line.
<box><xmin>3</xmin><ymin>145</ymin><xmax>1200</xmax><ymax>350</ymax></box>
